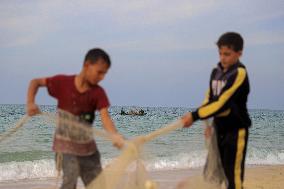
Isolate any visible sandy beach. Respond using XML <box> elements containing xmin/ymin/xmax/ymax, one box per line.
<box><xmin>243</xmin><ymin>165</ymin><xmax>284</xmax><ymax>189</ymax></box>
<box><xmin>0</xmin><ymin>165</ymin><xmax>283</xmax><ymax>189</ymax></box>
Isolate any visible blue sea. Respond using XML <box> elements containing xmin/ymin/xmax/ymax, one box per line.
<box><xmin>0</xmin><ymin>104</ymin><xmax>284</xmax><ymax>181</ymax></box>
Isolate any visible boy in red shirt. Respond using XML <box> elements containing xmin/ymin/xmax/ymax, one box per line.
<box><xmin>26</xmin><ymin>48</ymin><xmax>124</xmax><ymax>189</ymax></box>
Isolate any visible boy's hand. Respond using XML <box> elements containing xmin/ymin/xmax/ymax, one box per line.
<box><xmin>181</xmin><ymin>112</ymin><xmax>193</xmax><ymax>128</ymax></box>
<box><xmin>111</xmin><ymin>133</ymin><xmax>125</xmax><ymax>149</ymax></box>
<box><xmin>26</xmin><ymin>103</ymin><xmax>41</xmax><ymax>116</ymax></box>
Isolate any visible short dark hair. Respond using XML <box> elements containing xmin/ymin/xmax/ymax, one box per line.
<box><xmin>216</xmin><ymin>32</ymin><xmax>244</xmax><ymax>52</ymax></box>
<box><xmin>84</xmin><ymin>48</ymin><xmax>111</xmax><ymax>67</ymax></box>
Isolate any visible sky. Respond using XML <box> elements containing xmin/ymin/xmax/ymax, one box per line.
<box><xmin>0</xmin><ymin>0</ymin><xmax>284</xmax><ymax>110</ymax></box>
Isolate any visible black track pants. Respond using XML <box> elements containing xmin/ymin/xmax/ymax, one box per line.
<box><xmin>216</xmin><ymin>127</ymin><xmax>249</xmax><ymax>189</ymax></box>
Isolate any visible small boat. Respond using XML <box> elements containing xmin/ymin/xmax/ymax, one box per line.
<box><xmin>120</xmin><ymin>109</ymin><xmax>146</xmax><ymax>116</ymax></box>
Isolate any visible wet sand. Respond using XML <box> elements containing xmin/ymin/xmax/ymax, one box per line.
<box><xmin>0</xmin><ymin>165</ymin><xmax>283</xmax><ymax>189</ymax></box>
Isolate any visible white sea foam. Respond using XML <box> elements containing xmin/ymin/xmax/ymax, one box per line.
<box><xmin>0</xmin><ymin>159</ymin><xmax>56</xmax><ymax>181</ymax></box>
<box><xmin>143</xmin><ymin>151</ymin><xmax>207</xmax><ymax>171</ymax></box>
<box><xmin>246</xmin><ymin>148</ymin><xmax>284</xmax><ymax>165</ymax></box>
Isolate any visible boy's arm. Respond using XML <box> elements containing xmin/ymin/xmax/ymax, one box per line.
<box><xmin>26</xmin><ymin>78</ymin><xmax>47</xmax><ymax>116</ymax></box>
<box><xmin>100</xmin><ymin>108</ymin><xmax>124</xmax><ymax>149</ymax></box>
<box><xmin>182</xmin><ymin>86</ymin><xmax>211</xmax><ymax>128</ymax></box>
<box><xmin>192</xmin><ymin>67</ymin><xmax>247</xmax><ymax>121</ymax></box>
<box><xmin>182</xmin><ymin>67</ymin><xmax>247</xmax><ymax>127</ymax></box>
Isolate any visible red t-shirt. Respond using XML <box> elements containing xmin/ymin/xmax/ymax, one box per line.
<box><xmin>46</xmin><ymin>74</ymin><xmax>110</xmax><ymax>155</ymax></box>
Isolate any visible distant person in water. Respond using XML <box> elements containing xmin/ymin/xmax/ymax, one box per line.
<box><xmin>139</xmin><ymin>109</ymin><xmax>145</xmax><ymax>115</ymax></box>
<box><xmin>120</xmin><ymin>108</ymin><xmax>126</xmax><ymax>115</ymax></box>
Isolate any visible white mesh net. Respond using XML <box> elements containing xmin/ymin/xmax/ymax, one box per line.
<box><xmin>0</xmin><ymin>110</ymin><xmax>225</xmax><ymax>189</ymax></box>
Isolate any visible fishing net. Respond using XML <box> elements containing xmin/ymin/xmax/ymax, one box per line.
<box><xmin>0</xmin><ymin>110</ymin><xmax>226</xmax><ymax>189</ymax></box>
<box><xmin>175</xmin><ymin>121</ymin><xmax>227</xmax><ymax>189</ymax></box>
<box><xmin>203</xmin><ymin>121</ymin><xmax>227</xmax><ymax>187</ymax></box>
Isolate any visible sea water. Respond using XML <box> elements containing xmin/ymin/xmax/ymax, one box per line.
<box><xmin>0</xmin><ymin>104</ymin><xmax>283</xmax><ymax>181</ymax></box>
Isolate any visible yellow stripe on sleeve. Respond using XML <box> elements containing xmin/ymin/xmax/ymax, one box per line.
<box><xmin>198</xmin><ymin>68</ymin><xmax>246</xmax><ymax>119</ymax></box>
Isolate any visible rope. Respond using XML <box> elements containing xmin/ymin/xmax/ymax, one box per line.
<box><xmin>142</xmin><ymin>120</ymin><xmax>183</xmax><ymax>143</ymax></box>
<box><xmin>0</xmin><ymin>115</ymin><xmax>30</xmax><ymax>142</ymax></box>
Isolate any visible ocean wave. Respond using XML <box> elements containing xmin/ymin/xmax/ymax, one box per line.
<box><xmin>1</xmin><ymin>150</ymin><xmax>284</xmax><ymax>181</ymax></box>
<box><xmin>143</xmin><ymin>151</ymin><xmax>207</xmax><ymax>171</ymax></box>
<box><xmin>246</xmin><ymin>148</ymin><xmax>284</xmax><ymax>165</ymax></box>
<box><xmin>0</xmin><ymin>159</ymin><xmax>56</xmax><ymax>181</ymax></box>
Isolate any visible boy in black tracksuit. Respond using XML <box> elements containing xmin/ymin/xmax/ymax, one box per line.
<box><xmin>182</xmin><ymin>32</ymin><xmax>251</xmax><ymax>189</ymax></box>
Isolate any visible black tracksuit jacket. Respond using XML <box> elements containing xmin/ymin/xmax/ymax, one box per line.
<box><xmin>192</xmin><ymin>61</ymin><xmax>251</xmax><ymax>132</ymax></box>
